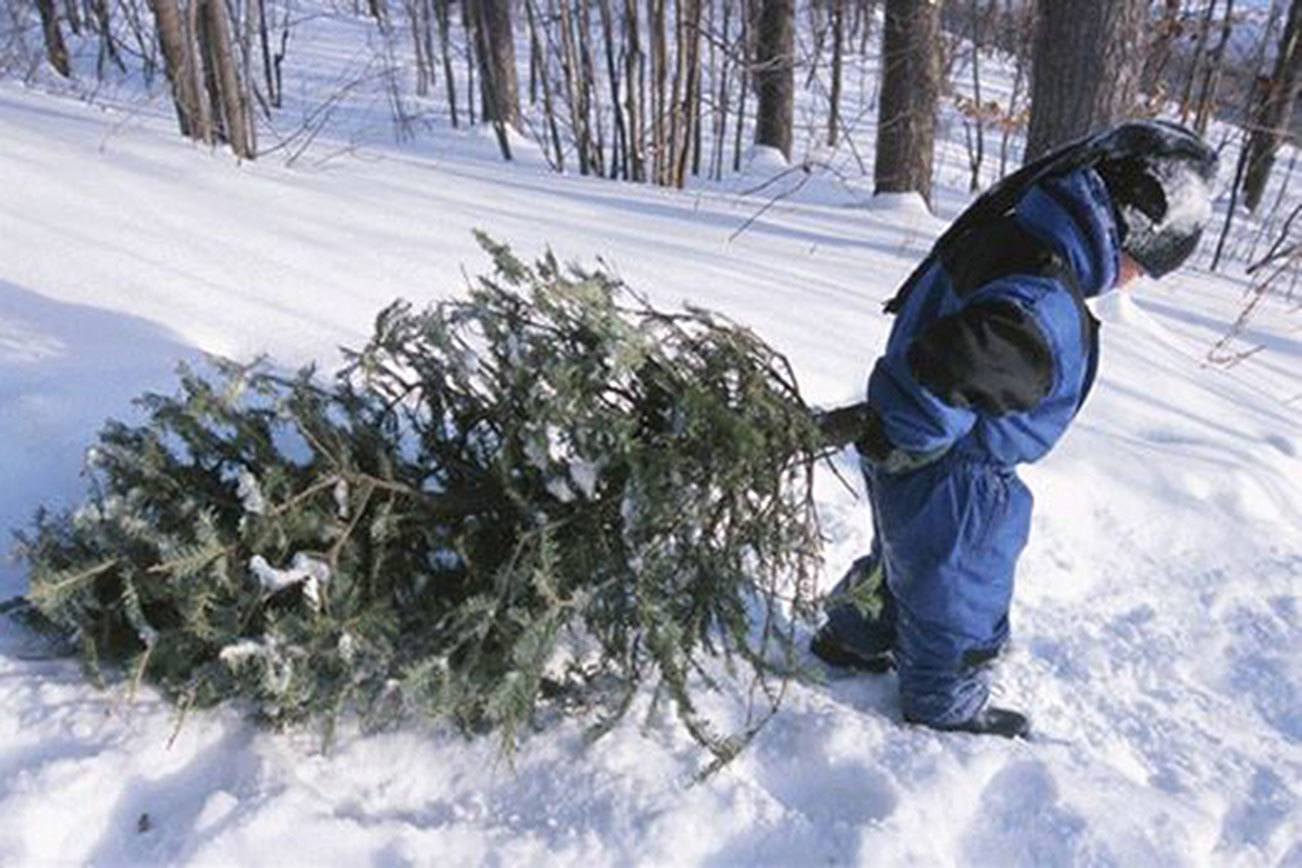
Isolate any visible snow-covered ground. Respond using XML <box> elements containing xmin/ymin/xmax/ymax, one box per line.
<box><xmin>3</xmin><ymin>13</ymin><xmax>1302</xmax><ymax>864</ymax></box>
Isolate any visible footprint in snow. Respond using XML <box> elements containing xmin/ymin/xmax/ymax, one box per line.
<box><xmin>960</xmin><ymin>760</ymin><xmax>1101</xmax><ymax>868</ymax></box>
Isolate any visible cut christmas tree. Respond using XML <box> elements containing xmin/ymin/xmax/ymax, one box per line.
<box><xmin>15</xmin><ymin>235</ymin><xmax>832</xmax><ymax>770</ymax></box>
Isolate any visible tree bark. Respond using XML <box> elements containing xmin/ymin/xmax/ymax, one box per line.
<box><xmin>199</xmin><ymin>0</ymin><xmax>255</xmax><ymax>158</ymax></box>
<box><xmin>597</xmin><ymin>0</ymin><xmax>628</xmax><ymax>178</ymax></box>
<box><xmin>34</xmin><ymin>0</ymin><xmax>71</xmax><ymax>77</ymax></box>
<box><xmin>525</xmin><ymin>0</ymin><xmax>562</xmax><ymax>167</ymax></box>
<box><xmin>828</xmin><ymin>0</ymin><xmax>845</xmax><ymax>147</ymax></box>
<box><xmin>1180</xmin><ymin>0</ymin><xmax>1217</xmax><ymax>124</ymax></box>
<box><xmin>149</xmin><ymin>0</ymin><xmax>205</xmax><ymax>139</ymax></box>
<box><xmin>874</xmin><ymin>0</ymin><xmax>942</xmax><ymax>206</ymax></box>
<box><xmin>435</xmin><ymin>0</ymin><xmax>458</xmax><ymax>126</ymax></box>
<box><xmin>624</xmin><ymin>0</ymin><xmax>646</xmax><ymax>180</ymax></box>
<box><xmin>471</xmin><ymin>0</ymin><xmax>521</xmax><ymax>128</ymax></box>
<box><xmin>1242</xmin><ymin>0</ymin><xmax>1302</xmax><ymax>213</ymax></box>
<box><xmin>753</xmin><ymin>0</ymin><xmax>795</xmax><ymax>160</ymax></box>
<box><xmin>1194</xmin><ymin>0</ymin><xmax>1234</xmax><ymax>136</ymax></box>
<box><xmin>1024</xmin><ymin>0</ymin><xmax>1145</xmax><ymax>163</ymax></box>
<box><xmin>1141</xmin><ymin>0</ymin><xmax>1181</xmax><ymax>100</ymax></box>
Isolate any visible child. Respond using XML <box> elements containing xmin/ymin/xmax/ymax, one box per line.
<box><xmin>815</xmin><ymin>121</ymin><xmax>1219</xmax><ymax>738</ymax></box>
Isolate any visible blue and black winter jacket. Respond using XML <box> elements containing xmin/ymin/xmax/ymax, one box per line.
<box><xmin>867</xmin><ymin>168</ymin><xmax>1119</xmax><ymax>466</ymax></box>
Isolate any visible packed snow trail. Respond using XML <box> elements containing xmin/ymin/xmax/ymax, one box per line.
<box><xmin>1</xmin><ymin>82</ymin><xmax>1300</xmax><ymax>866</ymax></box>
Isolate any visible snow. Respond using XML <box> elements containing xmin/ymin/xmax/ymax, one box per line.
<box><xmin>2</xmin><ymin>13</ymin><xmax>1301</xmax><ymax>867</ymax></box>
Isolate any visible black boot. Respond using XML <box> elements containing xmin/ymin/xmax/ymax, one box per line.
<box><xmin>809</xmin><ymin>629</ymin><xmax>894</xmax><ymax>674</ymax></box>
<box><xmin>908</xmin><ymin>706</ymin><xmax>1030</xmax><ymax>739</ymax></box>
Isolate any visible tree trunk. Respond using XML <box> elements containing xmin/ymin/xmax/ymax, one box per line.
<box><xmin>828</xmin><ymin>0</ymin><xmax>844</xmax><ymax>147</ymax></box>
<box><xmin>624</xmin><ymin>0</ymin><xmax>646</xmax><ymax>181</ymax></box>
<box><xmin>149</xmin><ymin>0</ymin><xmax>205</xmax><ymax>139</ymax></box>
<box><xmin>199</xmin><ymin>0</ymin><xmax>255</xmax><ymax>158</ymax></box>
<box><xmin>435</xmin><ymin>0</ymin><xmax>458</xmax><ymax>126</ymax></box>
<box><xmin>874</xmin><ymin>0</ymin><xmax>942</xmax><ymax>206</ymax></box>
<box><xmin>1024</xmin><ymin>0</ymin><xmax>1145</xmax><ymax>163</ymax></box>
<box><xmin>732</xmin><ymin>0</ymin><xmax>750</xmax><ymax>171</ymax></box>
<box><xmin>1194</xmin><ymin>0</ymin><xmax>1234</xmax><ymax>136</ymax></box>
<box><xmin>671</xmin><ymin>0</ymin><xmax>702</xmax><ymax>185</ymax></box>
<box><xmin>1242</xmin><ymin>0</ymin><xmax>1302</xmax><ymax>213</ymax></box>
<box><xmin>964</xmin><ymin>0</ymin><xmax>987</xmax><ymax>192</ymax></box>
<box><xmin>34</xmin><ymin>0</ymin><xmax>72</xmax><ymax>77</ymax></box>
<box><xmin>649</xmin><ymin>0</ymin><xmax>668</xmax><ymax>181</ymax></box>
<box><xmin>471</xmin><ymin>0</ymin><xmax>521</xmax><ymax>128</ymax></box>
<box><xmin>525</xmin><ymin>0</ymin><xmax>563</xmax><ymax>167</ymax></box>
<box><xmin>1141</xmin><ymin>0</ymin><xmax>1182</xmax><ymax>99</ymax></box>
<box><xmin>558</xmin><ymin>0</ymin><xmax>591</xmax><ymax>173</ymax></box>
<box><xmin>753</xmin><ymin>0</ymin><xmax>795</xmax><ymax>160</ymax></box>
<box><xmin>1180</xmin><ymin>0</ymin><xmax>1217</xmax><ymax>124</ymax></box>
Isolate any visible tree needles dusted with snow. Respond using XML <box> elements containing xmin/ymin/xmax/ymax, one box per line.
<box><xmin>17</xmin><ymin>235</ymin><xmax>824</xmax><ymax>769</ymax></box>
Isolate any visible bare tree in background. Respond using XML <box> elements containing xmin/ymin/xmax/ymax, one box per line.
<box><xmin>1142</xmin><ymin>0</ymin><xmax>1182</xmax><ymax>104</ymax></box>
<box><xmin>1024</xmin><ymin>0</ymin><xmax>1145</xmax><ymax>163</ymax></box>
<box><xmin>754</xmin><ymin>0</ymin><xmax>795</xmax><ymax>160</ymax></box>
<box><xmin>471</xmin><ymin>0</ymin><xmax>521</xmax><ymax>129</ymax></box>
<box><xmin>874</xmin><ymin>0</ymin><xmax>942</xmax><ymax>207</ymax></box>
<box><xmin>149</xmin><ymin>0</ymin><xmax>206</xmax><ymax>139</ymax></box>
<box><xmin>1242</xmin><ymin>0</ymin><xmax>1302</xmax><ymax>213</ymax></box>
<box><xmin>34</xmin><ymin>0</ymin><xmax>71</xmax><ymax>76</ymax></box>
<box><xmin>197</xmin><ymin>0</ymin><xmax>255</xmax><ymax>158</ymax></box>
<box><xmin>827</xmin><ymin>0</ymin><xmax>845</xmax><ymax>146</ymax></box>
<box><xmin>1194</xmin><ymin>0</ymin><xmax>1234</xmax><ymax>136</ymax></box>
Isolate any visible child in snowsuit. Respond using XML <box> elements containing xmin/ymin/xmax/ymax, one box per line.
<box><xmin>813</xmin><ymin>121</ymin><xmax>1219</xmax><ymax>738</ymax></box>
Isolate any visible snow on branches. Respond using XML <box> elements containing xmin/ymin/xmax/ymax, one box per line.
<box><xmin>16</xmin><ymin>235</ymin><xmax>826</xmax><ymax>771</ymax></box>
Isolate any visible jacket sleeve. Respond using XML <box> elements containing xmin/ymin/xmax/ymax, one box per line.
<box><xmin>866</xmin><ymin>275</ymin><xmax>1075</xmax><ymax>456</ymax></box>
<box><xmin>905</xmin><ymin>299</ymin><xmax>1054</xmax><ymax>415</ymax></box>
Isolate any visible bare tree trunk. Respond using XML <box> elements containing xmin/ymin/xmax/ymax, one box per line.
<box><xmin>599</xmin><ymin>0</ymin><xmax>627</xmax><ymax>179</ymax></box>
<box><xmin>1242</xmin><ymin>0</ymin><xmax>1302</xmax><ymax>213</ymax></box>
<box><xmin>732</xmin><ymin>0</ymin><xmax>750</xmax><ymax>171</ymax></box>
<box><xmin>1142</xmin><ymin>0</ymin><xmax>1182</xmax><ymax>99</ymax></box>
<box><xmin>407</xmin><ymin>0</ymin><xmax>431</xmax><ymax>96</ymax></box>
<box><xmin>1180</xmin><ymin>0</ymin><xmax>1217</xmax><ymax>125</ymax></box>
<box><xmin>624</xmin><ymin>0</ymin><xmax>646</xmax><ymax>180</ymax></box>
<box><xmin>90</xmin><ymin>0</ymin><xmax>126</xmax><ymax>76</ymax></box>
<box><xmin>576</xmin><ymin>0</ymin><xmax>605</xmax><ymax>175</ymax></box>
<box><xmin>199</xmin><ymin>0</ymin><xmax>255</xmax><ymax>158</ymax></box>
<box><xmin>525</xmin><ymin>0</ymin><xmax>563</xmax><ymax>167</ymax></box>
<box><xmin>670</xmin><ymin>0</ymin><xmax>702</xmax><ymax>185</ymax></box>
<box><xmin>471</xmin><ymin>0</ymin><xmax>521</xmax><ymax>128</ymax></box>
<box><xmin>34</xmin><ymin>0</ymin><xmax>71</xmax><ymax>77</ymax></box>
<box><xmin>435</xmin><ymin>0</ymin><xmax>457</xmax><ymax>126</ymax></box>
<box><xmin>63</xmin><ymin>0</ymin><xmax>81</xmax><ymax>35</ymax></box>
<box><xmin>711</xmin><ymin>0</ymin><xmax>731</xmax><ymax>179</ymax></box>
<box><xmin>874</xmin><ymin>0</ymin><xmax>942</xmax><ymax>206</ymax></box>
<box><xmin>1194</xmin><ymin>0</ymin><xmax>1234</xmax><ymax>135</ymax></box>
<box><xmin>962</xmin><ymin>0</ymin><xmax>988</xmax><ymax>191</ymax></box>
<box><xmin>828</xmin><ymin>0</ymin><xmax>845</xmax><ymax>146</ymax></box>
<box><xmin>149</xmin><ymin>0</ymin><xmax>205</xmax><ymax>138</ymax></box>
<box><xmin>253</xmin><ymin>0</ymin><xmax>276</xmax><ymax>107</ymax></box>
<box><xmin>463</xmin><ymin>0</ymin><xmax>476</xmax><ymax>126</ymax></box>
<box><xmin>1212</xmin><ymin>128</ymin><xmax>1250</xmax><ymax>271</ymax></box>
<box><xmin>558</xmin><ymin>0</ymin><xmax>592</xmax><ymax>173</ymax></box>
<box><xmin>1024</xmin><ymin>0</ymin><xmax>1145</xmax><ymax>163</ymax></box>
<box><xmin>753</xmin><ymin>0</ymin><xmax>794</xmax><ymax>160</ymax></box>
<box><xmin>649</xmin><ymin>0</ymin><xmax>668</xmax><ymax>181</ymax></box>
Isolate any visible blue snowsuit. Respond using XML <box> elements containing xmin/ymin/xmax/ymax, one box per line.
<box><xmin>824</xmin><ymin>169</ymin><xmax>1118</xmax><ymax>726</ymax></box>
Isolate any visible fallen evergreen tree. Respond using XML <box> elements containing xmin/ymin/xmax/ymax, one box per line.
<box><xmin>16</xmin><ymin>235</ymin><xmax>834</xmax><ymax>769</ymax></box>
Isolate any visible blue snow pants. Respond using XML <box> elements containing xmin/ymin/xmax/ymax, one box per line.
<box><xmin>823</xmin><ymin>445</ymin><xmax>1034</xmax><ymax>726</ymax></box>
